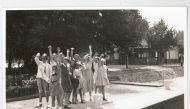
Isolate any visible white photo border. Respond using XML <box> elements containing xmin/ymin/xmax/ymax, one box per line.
<box><xmin>1</xmin><ymin>6</ymin><xmax>189</xmax><ymax>109</ymax></box>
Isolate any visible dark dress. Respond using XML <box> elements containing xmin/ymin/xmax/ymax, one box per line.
<box><xmin>61</xmin><ymin>64</ymin><xmax>72</xmax><ymax>93</ymax></box>
<box><xmin>70</xmin><ymin>60</ymin><xmax>79</xmax><ymax>90</ymax></box>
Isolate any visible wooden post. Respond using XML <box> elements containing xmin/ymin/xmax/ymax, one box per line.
<box><xmin>125</xmin><ymin>48</ymin><xmax>129</xmax><ymax>69</ymax></box>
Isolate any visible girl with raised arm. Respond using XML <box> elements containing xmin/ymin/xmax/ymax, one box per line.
<box><xmin>73</xmin><ymin>61</ymin><xmax>85</xmax><ymax>103</ymax></box>
<box><xmin>94</xmin><ymin>58</ymin><xmax>109</xmax><ymax>101</ymax></box>
<box><xmin>60</xmin><ymin>55</ymin><xmax>72</xmax><ymax>109</ymax></box>
<box><xmin>34</xmin><ymin>53</ymin><xmax>51</xmax><ymax>109</ymax></box>
<box><xmin>48</xmin><ymin>45</ymin><xmax>63</xmax><ymax>109</ymax></box>
<box><xmin>82</xmin><ymin>45</ymin><xmax>94</xmax><ymax>101</ymax></box>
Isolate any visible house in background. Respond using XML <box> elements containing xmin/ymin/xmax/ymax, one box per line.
<box><xmin>165</xmin><ymin>46</ymin><xmax>180</xmax><ymax>63</ymax></box>
<box><xmin>108</xmin><ymin>39</ymin><xmax>180</xmax><ymax>65</ymax></box>
<box><xmin>129</xmin><ymin>39</ymin><xmax>180</xmax><ymax>64</ymax></box>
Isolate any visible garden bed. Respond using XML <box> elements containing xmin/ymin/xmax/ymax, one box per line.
<box><xmin>6</xmin><ymin>74</ymin><xmax>38</xmax><ymax>99</ymax></box>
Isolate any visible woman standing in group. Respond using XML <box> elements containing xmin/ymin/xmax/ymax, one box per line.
<box><xmin>73</xmin><ymin>62</ymin><xmax>85</xmax><ymax>103</ymax></box>
<box><xmin>48</xmin><ymin>45</ymin><xmax>63</xmax><ymax>109</ymax></box>
<box><xmin>82</xmin><ymin>45</ymin><xmax>94</xmax><ymax>101</ymax></box>
<box><xmin>34</xmin><ymin>53</ymin><xmax>51</xmax><ymax>109</ymax></box>
<box><xmin>60</xmin><ymin>56</ymin><xmax>72</xmax><ymax>109</ymax></box>
<box><xmin>94</xmin><ymin>58</ymin><xmax>109</xmax><ymax>101</ymax></box>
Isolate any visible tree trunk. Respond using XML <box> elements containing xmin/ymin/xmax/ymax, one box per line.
<box><xmin>8</xmin><ymin>57</ymin><xmax>12</xmax><ymax>71</ymax></box>
<box><xmin>24</xmin><ymin>58</ymin><xmax>30</xmax><ymax>68</ymax></box>
<box><xmin>125</xmin><ymin>49</ymin><xmax>129</xmax><ymax>69</ymax></box>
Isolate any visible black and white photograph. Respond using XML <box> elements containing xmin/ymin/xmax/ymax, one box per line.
<box><xmin>5</xmin><ymin>7</ymin><xmax>186</xmax><ymax>109</ymax></box>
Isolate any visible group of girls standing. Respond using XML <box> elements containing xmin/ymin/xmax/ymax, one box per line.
<box><xmin>34</xmin><ymin>45</ymin><xmax>109</xmax><ymax>109</ymax></box>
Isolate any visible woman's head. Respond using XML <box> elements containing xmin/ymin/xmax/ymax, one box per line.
<box><xmin>52</xmin><ymin>53</ymin><xmax>58</xmax><ymax>62</ymax></box>
<box><xmin>94</xmin><ymin>56</ymin><xmax>100</xmax><ymax>63</ymax></box>
<box><xmin>83</xmin><ymin>54</ymin><xmax>90</xmax><ymax>62</ymax></box>
<box><xmin>41</xmin><ymin>53</ymin><xmax>47</xmax><ymax>63</ymax></box>
<box><xmin>52</xmin><ymin>66</ymin><xmax>57</xmax><ymax>72</ymax></box>
<box><xmin>75</xmin><ymin>62</ymin><xmax>82</xmax><ymax>69</ymax></box>
<box><xmin>99</xmin><ymin>58</ymin><xmax>106</xmax><ymax>66</ymax></box>
<box><xmin>62</xmin><ymin>57</ymin><xmax>70</xmax><ymax>65</ymax></box>
<box><xmin>74</xmin><ymin>54</ymin><xmax>81</xmax><ymax>61</ymax></box>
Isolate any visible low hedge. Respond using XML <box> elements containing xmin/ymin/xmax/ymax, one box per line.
<box><xmin>6</xmin><ymin>74</ymin><xmax>38</xmax><ymax>99</ymax></box>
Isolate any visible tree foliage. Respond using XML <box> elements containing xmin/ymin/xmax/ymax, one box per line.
<box><xmin>6</xmin><ymin>10</ymin><xmax>180</xmax><ymax>71</ymax></box>
<box><xmin>146</xmin><ymin>19</ymin><xmax>178</xmax><ymax>52</ymax></box>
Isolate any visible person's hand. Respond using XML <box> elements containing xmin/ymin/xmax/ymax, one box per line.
<box><xmin>95</xmin><ymin>52</ymin><xmax>98</xmax><ymax>56</ymax></box>
<box><xmin>71</xmin><ymin>48</ymin><xmax>74</xmax><ymax>50</ymax></box>
<box><xmin>89</xmin><ymin>45</ymin><xmax>92</xmax><ymax>50</ymax></box>
<box><xmin>48</xmin><ymin>45</ymin><xmax>52</xmax><ymax>49</ymax></box>
<box><xmin>57</xmin><ymin>47</ymin><xmax>61</xmax><ymax>52</ymax></box>
<box><xmin>47</xmin><ymin>79</ymin><xmax>51</xmax><ymax>83</ymax></box>
<box><xmin>36</xmin><ymin>53</ymin><xmax>40</xmax><ymax>57</ymax></box>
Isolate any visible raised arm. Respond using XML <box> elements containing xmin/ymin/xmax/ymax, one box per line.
<box><xmin>57</xmin><ymin>47</ymin><xmax>61</xmax><ymax>55</ymax></box>
<box><xmin>89</xmin><ymin>45</ymin><xmax>92</xmax><ymax>60</ymax></box>
<box><xmin>70</xmin><ymin>48</ymin><xmax>74</xmax><ymax>61</ymax></box>
<box><xmin>48</xmin><ymin>45</ymin><xmax>53</xmax><ymax>62</ymax></box>
<box><xmin>34</xmin><ymin>53</ymin><xmax>41</xmax><ymax>65</ymax></box>
<box><xmin>57</xmin><ymin>47</ymin><xmax>62</xmax><ymax>63</ymax></box>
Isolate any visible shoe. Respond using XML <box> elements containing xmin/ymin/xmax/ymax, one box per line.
<box><xmin>46</xmin><ymin>104</ymin><xmax>51</xmax><ymax>109</ymax></box>
<box><xmin>81</xmin><ymin>100</ymin><xmax>86</xmax><ymax>104</ymax></box>
<box><xmin>72</xmin><ymin>101</ymin><xmax>77</xmax><ymax>104</ymax></box>
<box><xmin>55</xmin><ymin>106</ymin><xmax>61</xmax><ymax>109</ymax></box>
<box><xmin>103</xmin><ymin>98</ymin><xmax>108</xmax><ymax>101</ymax></box>
<box><xmin>68</xmin><ymin>101</ymin><xmax>72</xmax><ymax>104</ymax></box>
<box><xmin>34</xmin><ymin>103</ymin><xmax>42</xmax><ymax>108</ymax></box>
<box><xmin>64</xmin><ymin>105</ymin><xmax>71</xmax><ymax>109</ymax></box>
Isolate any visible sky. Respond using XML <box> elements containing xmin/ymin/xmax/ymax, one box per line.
<box><xmin>138</xmin><ymin>7</ymin><xmax>187</xmax><ymax>32</ymax></box>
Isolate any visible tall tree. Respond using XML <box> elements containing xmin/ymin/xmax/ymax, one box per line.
<box><xmin>6</xmin><ymin>10</ymin><xmax>149</xmax><ymax>72</ymax></box>
<box><xmin>96</xmin><ymin>10</ymin><xmax>149</xmax><ymax>68</ymax></box>
<box><xmin>176</xmin><ymin>30</ymin><xmax>184</xmax><ymax>54</ymax></box>
<box><xmin>146</xmin><ymin>19</ymin><xmax>178</xmax><ymax>64</ymax></box>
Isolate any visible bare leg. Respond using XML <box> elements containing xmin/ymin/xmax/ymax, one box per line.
<box><xmin>39</xmin><ymin>92</ymin><xmax>43</xmax><ymax>103</ymax></box>
<box><xmin>45</xmin><ymin>91</ymin><xmax>49</xmax><ymax>103</ymax></box>
<box><xmin>95</xmin><ymin>86</ymin><xmax>98</xmax><ymax>94</ymax></box>
<box><xmin>89</xmin><ymin>91</ymin><xmax>92</xmax><ymax>101</ymax></box>
<box><xmin>60</xmin><ymin>93</ymin><xmax>64</xmax><ymax>106</ymax></box>
<box><xmin>72</xmin><ymin>90</ymin><xmax>74</xmax><ymax>103</ymax></box>
<box><xmin>52</xmin><ymin>96</ymin><xmax>56</xmax><ymax>107</ymax></box>
<box><xmin>68</xmin><ymin>91</ymin><xmax>72</xmax><ymax>103</ymax></box>
<box><xmin>57</xmin><ymin>96</ymin><xmax>61</xmax><ymax>107</ymax></box>
<box><xmin>75</xmin><ymin>89</ymin><xmax>78</xmax><ymax>102</ymax></box>
<box><xmin>102</xmin><ymin>86</ymin><xmax>107</xmax><ymax>101</ymax></box>
<box><xmin>79</xmin><ymin>89</ymin><xmax>84</xmax><ymax>103</ymax></box>
<box><xmin>83</xmin><ymin>92</ymin><xmax>86</xmax><ymax>101</ymax></box>
<box><xmin>72</xmin><ymin>89</ymin><xmax>77</xmax><ymax>103</ymax></box>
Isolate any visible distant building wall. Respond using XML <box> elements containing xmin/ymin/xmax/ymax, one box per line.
<box><xmin>165</xmin><ymin>47</ymin><xmax>179</xmax><ymax>63</ymax></box>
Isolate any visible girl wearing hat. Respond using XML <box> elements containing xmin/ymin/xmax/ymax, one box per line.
<box><xmin>34</xmin><ymin>53</ymin><xmax>51</xmax><ymax>108</ymax></box>
<box><xmin>73</xmin><ymin>62</ymin><xmax>85</xmax><ymax>103</ymax></box>
<box><xmin>94</xmin><ymin>58</ymin><xmax>109</xmax><ymax>101</ymax></box>
<box><xmin>70</xmin><ymin>52</ymin><xmax>80</xmax><ymax>104</ymax></box>
<box><xmin>93</xmin><ymin>56</ymin><xmax>100</xmax><ymax>94</ymax></box>
<box><xmin>82</xmin><ymin>45</ymin><xmax>94</xmax><ymax>101</ymax></box>
<box><xmin>48</xmin><ymin>46</ymin><xmax>63</xmax><ymax>109</ymax></box>
<box><xmin>60</xmin><ymin>56</ymin><xmax>72</xmax><ymax>109</ymax></box>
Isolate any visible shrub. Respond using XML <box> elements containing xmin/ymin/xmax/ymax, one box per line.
<box><xmin>6</xmin><ymin>74</ymin><xmax>38</xmax><ymax>98</ymax></box>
